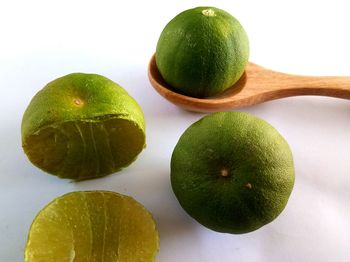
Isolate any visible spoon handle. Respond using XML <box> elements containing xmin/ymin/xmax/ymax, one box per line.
<box><xmin>234</xmin><ymin>63</ymin><xmax>350</xmax><ymax>108</ymax></box>
<box><xmin>269</xmin><ymin>73</ymin><xmax>350</xmax><ymax>99</ymax></box>
<box><xmin>247</xmin><ymin>65</ymin><xmax>350</xmax><ymax>100</ymax></box>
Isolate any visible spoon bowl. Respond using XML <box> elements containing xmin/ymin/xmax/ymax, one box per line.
<box><xmin>148</xmin><ymin>54</ymin><xmax>350</xmax><ymax>112</ymax></box>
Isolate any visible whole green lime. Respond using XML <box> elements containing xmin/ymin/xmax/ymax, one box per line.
<box><xmin>156</xmin><ymin>6</ymin><xmax>249</xmax><ymax>98</ymax></box>
<box><xmin>25</xmin><ymin>191</ymin><xmax>159</xmax><ymax>261</ymax></box>
<box><xmin>22</xmin><ymin>73</ymin><xmax>145</xmax><ymax>180</ymax></box>
<box><xmin>171</xmin><ymin>112</ymin><xmax>295</xmax><ymax>234</ymax></box>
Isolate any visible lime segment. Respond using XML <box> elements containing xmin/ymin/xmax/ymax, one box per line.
<box><xmin>25</xmin><ymin>203</ymin><xmax>74</xmax><ymax>261</ymax></box>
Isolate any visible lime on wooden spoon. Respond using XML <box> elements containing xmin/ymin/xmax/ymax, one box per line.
<box><xmin>149</xmin><ymin>7</ymin><xmax>350</xmax><ymax>112</ymax></box>
<box><xmin>149</xmin><ymin>55</ymin><xmax>350</xmax><ymax>112</ymax></box>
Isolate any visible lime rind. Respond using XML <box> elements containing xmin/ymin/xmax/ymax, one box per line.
<box><xmin>21</xmin><ymin>73</ymin><xmax>145</xmax><ymax>138</ymax></box>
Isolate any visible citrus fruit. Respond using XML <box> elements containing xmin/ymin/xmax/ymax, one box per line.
<box><xmin>25</xmin><ymin>191</ymin><xmax>159</xmax><ymax>262</ymax></box>
<box><xmin>155</xmin><ymin>6</ymin><xmax>249</xmax><ymax>98</ymax></box>
<box><xmin>171</xmin><ymin>112</ymin><xmax>295</xmax><ymax>234</ymax></box>
<box><xmin>21</xmin><ymin>73</ymin><xmax>145</xmax><ymax>180</ymax></box>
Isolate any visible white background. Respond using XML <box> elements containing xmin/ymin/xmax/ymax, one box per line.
<box><xmin>1</xmin><ymin>0</ymin><xmax>350</xmax><ymax>261</ymax></box>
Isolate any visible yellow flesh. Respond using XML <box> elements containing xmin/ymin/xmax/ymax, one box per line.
<box><xmin>23</xmin><ymin>118</ymin><xmax>145</xmax><ymax>180</ymax></box>
<box><xmin>25</xmin><ymin>191</ymin><xmax>159</xmax><ymax>262</ymax></box>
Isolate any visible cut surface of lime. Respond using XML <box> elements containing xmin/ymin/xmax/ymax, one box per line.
<box><xmin>171</xmin><ymin>112</ymin><xmax>295</xmax><ymax>234</ymax></box>
<box><xmin>25</xmin><ymin>191</ymin><xmax>159</xmax><ymax>262</ymax></box>
<box><xmin>21</xmin><ymin>73</ymin><xmax>145</xmax><ymax>180</ymax></box>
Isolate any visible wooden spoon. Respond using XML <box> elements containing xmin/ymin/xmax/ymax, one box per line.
<box><xmin>148</xmin><ymin>54</ymin><xmax>350</xmax><ymax>112</ymax></box>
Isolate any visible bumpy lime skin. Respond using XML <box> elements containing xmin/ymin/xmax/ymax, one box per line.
<box><xmin>21</xmin><ymin>73</ymin><xmax>145</xmax><ymax>180</ymax></box>
<box><xmin>22</xmin><ymin>73</ymin><xmax>145</xmax><ymax>137</ymax></box>
<box><xmin>171</xmin><ymin>112</ymin><xmax>295</xmax><ymax>234</ymax></box>
<box><xmin>156</xmin><ymin>6</ymin><xmax>249</xmax><ymax>98</ymax></box>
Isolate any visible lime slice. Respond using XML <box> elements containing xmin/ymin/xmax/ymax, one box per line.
<box><xmin>21</xmin><ymin>73</ymin><xmax>145</xmax><ymax>180</ymax></box>
<box><xmin>25</xmin><ymin>191</ymin><xmax>159</xmax><ymax>261</ymax></box>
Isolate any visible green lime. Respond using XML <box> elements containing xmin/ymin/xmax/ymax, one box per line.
<box><xmin>171</xmin><ymin>112</ymin><xmax>295</xmax><ymax>234</ymax></box>
<box><xmin>156</xmin><ymin>6</ymin><xmax>249</xmax><ymax>98</ymax></box>
<box><xmin>25</xmin><ymin>191</ymin><xmax>159</xmax><ymax>261</ymax></box>
<box><xmin>21</xmin><ymin>73</ymin><xmax>145</xmax><ymax>180</ymax></box>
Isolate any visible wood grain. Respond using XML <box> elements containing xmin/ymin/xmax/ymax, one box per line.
<box><xmin>148</xmin><ymin>54</ymin><xmax>350</xmax><ymax>112</ymax></box>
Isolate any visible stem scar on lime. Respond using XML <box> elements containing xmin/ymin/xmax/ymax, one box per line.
<box><xmin>245</xmin><ymin>183</ymin><xmax>252</xmax><ymax>189</ymax></box>
<box><xmin>220</xmin><ymin>168</ymin><xmax>230</xmax><ymax>177</ymax></box>
<box><xmin>21</xmin><ymin>73</ymin><xmax>146</xmax><ymax>180</ymax></box>
<box><xmin>171</xmin><ymin>112</ymin><xmax>295</xmax><ymax>234</ymax></box>
<box><xmin>73</xmin><ymin>98</ymin><xmax>84</xmax><ymax>107</ymax></box>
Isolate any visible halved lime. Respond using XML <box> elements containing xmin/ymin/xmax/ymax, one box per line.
<box><xmin>21</xmin><ymin>73</ymin><xmax>145</xmax><ymax>180</ymax></box>
<box><xmin>25</xmin><ymin>191</ymin><xmax>159</xmax><ymax>261</ymax></box>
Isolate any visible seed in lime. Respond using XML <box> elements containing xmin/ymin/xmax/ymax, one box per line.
<box><xmin>171</xmin><ymin>112</ymin><xmax>295</xmax><ymax>234</ymax></box>
<box><xmin>25</xmin><ymin>191</ymin><xmax>159</xmax><ymax>261</ymax></box>
<box><xmin>21</xmin><ymin>73</ymin><xmax>146</xmax><ymax>180</ymax></box>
